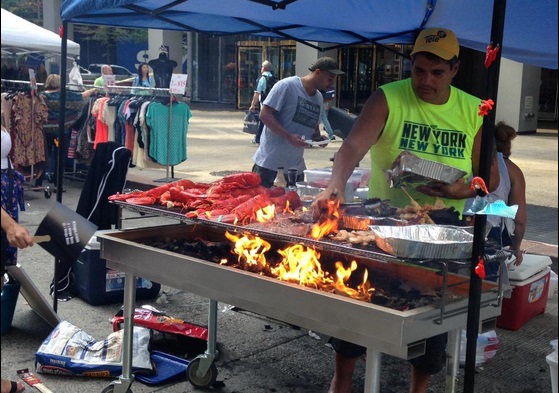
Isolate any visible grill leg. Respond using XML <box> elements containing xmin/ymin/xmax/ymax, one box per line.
<box><xmin>445</xmin><ymin>328</ymin><xmax>461</xmax><ymax>393</ymax></box>
<box><xmin>111</xmin><ymin>272</ymin><xmax>137</xmax><ymax>393</ymax></box>
<box><xmin>364</xmin><ymin>348</ymin><xmax>381</xmax><ymax>393</ymax></box>
<box><xmin>191</xmin><ymin>299</ymin><xmax>219</xmax><ymax>377</ymax></box>
<box><xmin>207</xmin><ymin>299</ymin><xmax>218</xmax><ymax>357</ymax></box>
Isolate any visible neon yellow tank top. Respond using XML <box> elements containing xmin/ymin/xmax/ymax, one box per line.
<box><xmin>370</xmin><ymin>78</ymin><xmax>482</xmax><ymax>214</ymax></box>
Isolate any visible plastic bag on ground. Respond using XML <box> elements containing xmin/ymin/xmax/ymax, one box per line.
<box><xmin>459</xmin><ymin>329</ymin><xmax>499</xmax><ymax>367</ymax></box>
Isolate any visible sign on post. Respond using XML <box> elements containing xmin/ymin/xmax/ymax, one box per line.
<box><xmin>103</xmin><ymin>75</ymin><xmax>116</xmax><ymax>90</ymax></box>
<box><xmin>169</xmin><ymin>74</ymin><xmax>188</xmax><ymax>95</ymax></box>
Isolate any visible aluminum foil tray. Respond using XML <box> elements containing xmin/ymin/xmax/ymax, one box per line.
<box><xmin>385</xmin><ymin>151</ymin><xmax>467</xmax><ymax>188</ymax></box>
<box><xmin>369</xmin><ymin>225</ymin><xmax>474</xmax><ymax>260</ymax></box>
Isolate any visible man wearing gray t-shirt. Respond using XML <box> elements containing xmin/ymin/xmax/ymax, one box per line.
<box><xmin>252</xmin><ymin>57</ymin><xmax>344</xmax><ymax>188</ymax></box>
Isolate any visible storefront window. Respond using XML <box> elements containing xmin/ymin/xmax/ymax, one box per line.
<box><xmin>236</xmin><ymin>40</ymin><xmax>296</xmax><ymax>109</ymax></box>
<box><xmin>193</xmin><ymin>34</ymin><xmax>237</xmax><ymax>103</ymax></box>
<box><xmin>338</xmin><ymin>45</ymin><xmax>411</xmax><ymax>114</ymax></box>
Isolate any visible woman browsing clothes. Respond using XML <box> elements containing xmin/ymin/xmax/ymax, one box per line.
<box><xmin>132</xmin><ymin>62</ymin><xmax>155</xmax><ymax>94</ymax></box>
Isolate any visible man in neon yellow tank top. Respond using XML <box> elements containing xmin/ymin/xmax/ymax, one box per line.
<box><xmin>314</xmin><ymin>28</ymin><xmax>500</xmax><ymax>393</ymax></box>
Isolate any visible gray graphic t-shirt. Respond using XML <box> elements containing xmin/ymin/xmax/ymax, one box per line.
<box><xmin>252</xmin><ymin>76</ymin><xmax>322</xmax><ymax>173</ymax></box>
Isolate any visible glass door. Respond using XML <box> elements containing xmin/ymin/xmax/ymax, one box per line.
<box><xmin>339</xmin><ymin>46</ymin><xmax>375</xmax><ymax>113</ymax></box>
<box><xmin>280</xmin><ymin>47</ymin><xmax>296</xmax><ymax>79</ymax></box>
<box><xmin>338</xmin><ymin>45</ymin><xmax>411</xmax><ymax>114</ymax></box>
<box><xmin>237</xmin><ymin>47</ymin><xmax>262</xmax><ymax>109</ymax></box>
<box><xmin>236</xmin><ymin>41</ymin><xmax>296</xmax><ymax>109</ymax></box>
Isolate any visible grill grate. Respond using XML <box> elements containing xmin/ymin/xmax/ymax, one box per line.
<box><xmin>113</xmin><ymin>201</ymin><xmax>470</xmax><ymax>267</ymax></box>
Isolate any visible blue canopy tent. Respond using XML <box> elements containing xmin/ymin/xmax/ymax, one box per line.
<box><xmin>61</xmin><ymin>0</ymin><xmax>557</xmax><ymax>69</ymax></box>
<box><xmin>58</xmin><ymin>1</ymin><xmax>557</xmax><ymax>392</ymax></box>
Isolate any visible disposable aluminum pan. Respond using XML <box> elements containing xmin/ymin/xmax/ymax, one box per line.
<box><xmin>369</xmin><ymin>225</ymin><xmax>474</xmax><ymax>260</ymax></box>
<box><xmin>385</xmin><ymin>151</ymin><xmax>467</xmax><ymax>188</ymax></box>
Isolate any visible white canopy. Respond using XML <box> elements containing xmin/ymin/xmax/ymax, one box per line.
<box><xmin>1</xmin><ymin>8</ymin><xmax>80</xmax><ymax>58</ymax></box>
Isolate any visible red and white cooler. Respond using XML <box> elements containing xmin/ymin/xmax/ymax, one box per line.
<box><xmin>497</xmin><ymin>254</ymin><xmax>552</xmax><ymax>331</ymax></box>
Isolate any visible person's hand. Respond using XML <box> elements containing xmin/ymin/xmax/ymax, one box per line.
<box><xmin>513</xmin><ymin>250</ymin><xmax>524</xmax><ymax>266</ymax></box>
<box><xmin>311</xmin><ymin>187</ymin><xmax>345</xmax><ymax>221</ymax></box>
<box><xmin>416</xmin><ymin>178</ymin><xmax>468</xmax><ymax>200</ymax></box>
<box><xmin>6</xmin><ymin>221</ymin><xmax>34</xmax><ymax>249</ymax></box>
<box><xmin>289</xmin><ymin>134</ymin><xmax>309</xmax><ymax>147</ymax></box>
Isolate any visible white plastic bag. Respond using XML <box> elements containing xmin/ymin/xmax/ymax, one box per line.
<box><xmin>68</xmin><ymin>62</ymin><xmax>84</xmax><ymax>91</ymax></box>
<box><xmin>459</xmin><ymin>329</ymin><xmax>499</xmax><ymax>367</ymax></box>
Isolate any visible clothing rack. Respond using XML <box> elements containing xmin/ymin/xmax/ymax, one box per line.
<box><xmin>1</xmin><ymin>78</ymin><xmax>52</xmax><ymax>197</ymax></box>
<box><xmin>1</xmin><ymin>79</ymin><xmax>84</xmax><ymax>90</ymax></box>
<box><xmin>64</xmin><ymin>158</ymin><xmax>89</xmax><ymax>182</ymax></box>
<box><xmin>3</xmin><ymin>79</ymin><xmax>92</xmax><ymax>188</ymax></box>
<box><xmin>105</xmin><ymin>84</ymin><xmax>170</xmax><ymax>95</ymax></box>
<box><xmin>1</xmin><ymin>78</ymin><xmax>43</xmax><ymax>86</ymax></box>
<box><xmin>106</xmin><ymin>85</ymin><xmax>180</xmax><ymax>182</ymax></box>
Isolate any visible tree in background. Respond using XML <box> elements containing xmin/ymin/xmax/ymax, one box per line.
<box><xmin>3</xmin><ymin>0</ymin><xmax>42</xmax><ymax>24</ymax></box>
<box><xmin>5</xmin><ymin>1</ymin><xmax>147</xmax><ymax>66</ymax></box>
<box><xmin>74</xmin><ymin>25</ymin><xmax>147</xmax><ymax>65</ymax></box>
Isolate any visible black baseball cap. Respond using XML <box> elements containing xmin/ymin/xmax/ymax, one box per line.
<box><xmin>309</xmin><ymin>57</ymin><xmax>345</xmax><ymax>75</ymax></box>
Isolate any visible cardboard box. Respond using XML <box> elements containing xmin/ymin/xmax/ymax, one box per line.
<box><xmin>73</xmin><ymin>239</ymin><xmax>160</xmax><ymax>306</ymax></box>
<box><xmin>497</xmin><ymin>254</ymin><xmax>551</xmax><ymax>331</ymax></box>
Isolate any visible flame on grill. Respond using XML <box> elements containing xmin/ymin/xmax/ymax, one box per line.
<box><xmin>256</xmin><ymin>205</ymin><xmax>276</xmax><ymax>222</ymax></box>
<box><xmin>332</xmin><ymin>260</ymin><xmax>372</xmax><ymax>301</ymax></box>
<box><xmin>255</xmin><ymin>200</ymin><xmax>296</xmax><ymax>223</ymax></box>
<box><xmin>310</xmin><ymin>199</ymin><xmax>340</xmax><ymax>239</ymax></box>
<box><xmin>225</xmin><ymin>231</ymin><xmax>270</xmax><ymax>271</ymax></box>
<box><xmin>283</xmin><ymin>200</ymin><xmax>294</xmax><ymax>214</ymax></box>
<box><xmin>225</xmin><ymin>231</ymin><xmax>372</xmax><ymax>301</ymax></box>
<box><xmin>272</xmin><ymin>244</ymin><xmax>325</xmax><ymax>287</ymax></box>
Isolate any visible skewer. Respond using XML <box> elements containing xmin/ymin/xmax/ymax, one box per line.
<box><xmin>400</xmin><ymin>187</ymin><xmax>435</xmax><ymax>224</ymax></box>
<box><xmin>401</xmin><ymin>187</ymin><xmax>421</xmax><ymax>208</ymax></box>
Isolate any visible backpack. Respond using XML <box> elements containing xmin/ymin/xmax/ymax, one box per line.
<box><xmin>260</xmin><ymin>74</ymin><xmax>278</xmax><ymax>102</ymax></box>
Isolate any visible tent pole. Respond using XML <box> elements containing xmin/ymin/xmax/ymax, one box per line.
<box><xmin>463</xmin><ymin>0</ymin><xmax>506</xmax><ymax>392</ymax></box>
<box><xmin>51</xmin><ymin>20</ymin><xmax>69</xmax><ymax>313</ymax></box>
<box><xmin>57</xmin><ymin>21</ymin><xmax>68</xmax><ymax>204</ymax></box>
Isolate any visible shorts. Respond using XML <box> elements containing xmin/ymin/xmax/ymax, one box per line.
<box><xmin>252</xmin><ymin>164</ymin><xmax>276</xmax><ymax>188</ymax></box>
<box><xmin>329</xmin><ymin>332</ymin><xmax>448</xmax><ymax>375</ymax></box>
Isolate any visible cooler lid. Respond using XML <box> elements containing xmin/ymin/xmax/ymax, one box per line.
<box><xmin>85</xmin><ymin>230</ymin><xmax>114</xmax><ymax>250</ymax></box>
<box><xmin>84</xmin><ymin>236</ymin><xmax>100</xmax><ymax>250</ymax></box>
<box><xmin>508</xmin><ymin>254</ymin><xmax>552</xmax><ymax>281</ymax></box>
